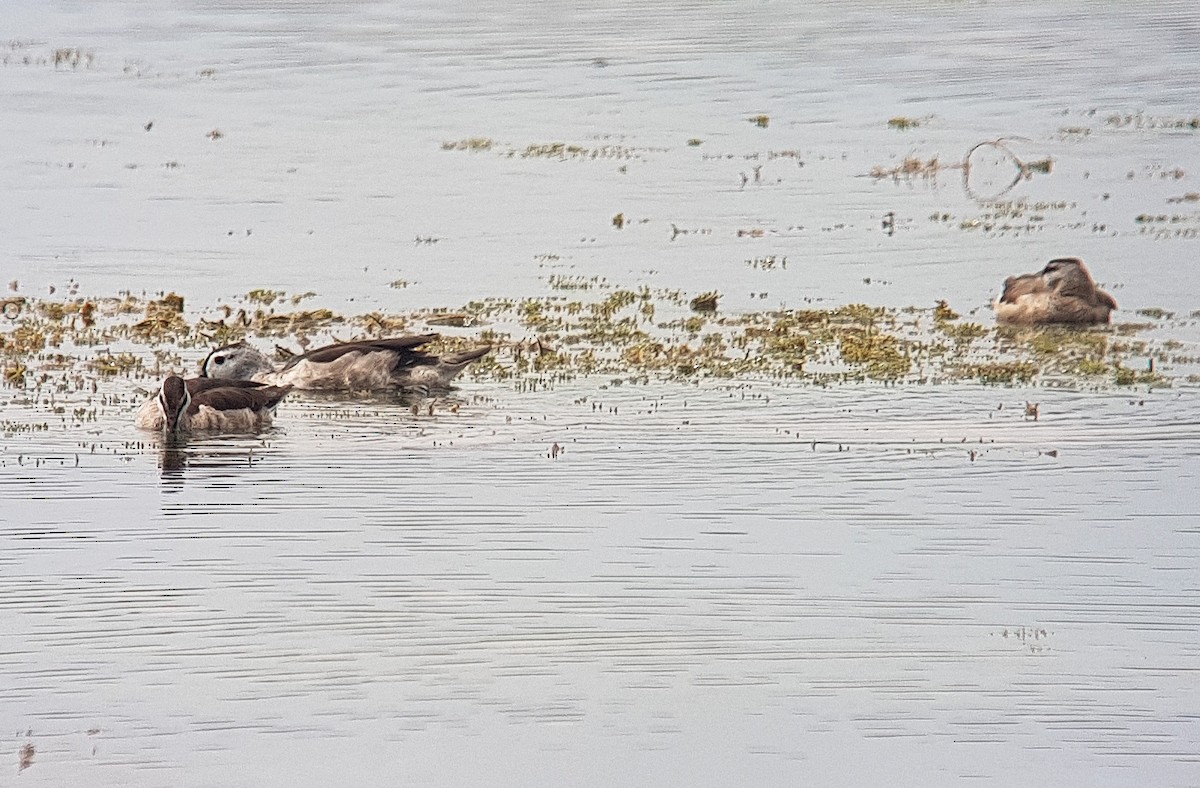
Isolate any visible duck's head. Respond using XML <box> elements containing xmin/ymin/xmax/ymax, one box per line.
<box><xmin>200</xmin><ymin>342</ymin><xmax>274</xmax><ymax>381</ymax></box>
<box><xmin>1041</xmin><ymin>257</ymin><xmax>1095</xmax><ymax>295</ymax></box>
<box><xmin>158</xmin><ymin>375</ymin><xmax>191</xmax><ymax>433</ymax></box>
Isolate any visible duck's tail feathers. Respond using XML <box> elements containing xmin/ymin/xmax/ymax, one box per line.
<box><xmin>441</xmin><ymin>345</ymin><xmax>492</xmax><ymax>368</ymax></box>
<box><xmin>401</xmin><ymin>346</ymin><xmax>492</xmax><ymax>395</ymax></box>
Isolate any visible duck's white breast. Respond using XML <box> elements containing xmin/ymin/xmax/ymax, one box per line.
<box><xmin>995</xmin><ymin>292</ymin><xmax>1054</xmax><ymax>325</ymax></box>
<box><xmin>135</xmin><ymin>397</ymin><xmax>164</xmax><ymax>430</ymax></box>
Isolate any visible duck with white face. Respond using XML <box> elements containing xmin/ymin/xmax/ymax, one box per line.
<box><xmin>136</xmin><ymin>375</ymin><xmax>293</xmax><ymax>434</ymax></box>
<box><xmin>200</xmin><ymin>334</ymin><xmax>491</xmax><ymax>392</ymax></box>
<box><xmin>995</xmin><ymin>257</ymin><xmax>1117</xmax><ymax>326</ymax></box>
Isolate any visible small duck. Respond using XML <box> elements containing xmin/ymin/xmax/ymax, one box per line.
<box><xmin>199</xmin><ymin>334</ymin><xmax>491</xmax><ymax>392</ymax></box>
<box><xmin>995</xmin><ymin>257</ymin><xmax>1117</xmax><ymax>326</ymax></box>
<box><xmin>136</xmin><ymin>375</ymin><xmax>292</xmax><ymax>433</ymax></box>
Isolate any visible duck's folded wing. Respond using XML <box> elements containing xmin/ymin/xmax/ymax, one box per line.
<box><xmin>190</xmin><ymin>385</ymin><xmax>292</xmax><ymax>414</ymax></box>
<box><xmin>998</xmin><ymin>273</ymin><xmax>1047</xmax><ymax>304</ymax></box>
<box><xmin>284</xmin><ymin>334</ymin><xmax>440</xmax><ymax>369</ymax></box>
<box><xmin>185</xmin><ymin>377</ymin><xmax>269</xmax><ymax>395</ymax></box>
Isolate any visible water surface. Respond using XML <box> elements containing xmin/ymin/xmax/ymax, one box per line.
<box><xmin>3</xmin><ymin>1</ymin><xmax>1200</xmax><ymax>785</ymax></box>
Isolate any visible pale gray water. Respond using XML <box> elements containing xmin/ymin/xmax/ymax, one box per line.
<box><xmin>3</xmin><ymin>1</ymin><xmax>1200</xmax><ymax>785</ymax></box>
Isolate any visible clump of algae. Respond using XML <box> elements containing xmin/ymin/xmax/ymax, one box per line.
<box><xmin>0</xmin><ymin>286</ymin><xmax>1191</xmax><ymax>396</ymax></box>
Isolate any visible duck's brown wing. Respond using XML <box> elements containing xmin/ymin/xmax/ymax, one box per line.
<box><xmin>282</xmin><ymin>334</ymin><xmax>440</xmax><ymax>370</ymax></box>
<box><xmin>998</xmin><ymin>272</ymin><xmax>1047</xmax><ymax>304</ymax></box>
<box><xmin>185</xmin><ymin>377</ymin><xmax>269</xmax><ymax>395</ymax></box>
<box><xmin>190</xmin><ymin>384</ymin><xmax>292</xmax><ymax>414</ymax></box>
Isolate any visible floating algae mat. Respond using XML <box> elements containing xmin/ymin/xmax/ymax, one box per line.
<box><xmin>1</xmin><ymin>286</ymin><xmax>1193</xmax><ymax>407</ymax></box>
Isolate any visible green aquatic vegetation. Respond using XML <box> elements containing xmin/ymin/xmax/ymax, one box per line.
<box><xmin>1105</xmin><ymin>113</ymin><xmax>1200</xmax><ymax>130</ymax></box>
<box><xmin>870</xmin><ymin>155</ymin><xmax>951</xmax><ymax>180</ymax></box>
<box><xmin>960</xmin><ymin>361</ymin><xmax>1040</xmax><ymax>384</ymax></box>
<box><xmin>1073</xmin><ymin>358</ymin><xmax>1110</xmax><ymax>376</ymax></box>
<box><xmin>1111</xmin><ymin>364</ymin><xmax>1169</xmax><ymax>387</ymax></box>
<box><xmin>1018</xmin><ymin>328</ymin><xmax>1110</xmax><ymax>357</ymax></box>
<box><xmin>832</xmin><ymin>303</ymin><xmax>889</xmax><ymax>324</ymax></box>
<box><xmin>549</xmin><ymin>275</ymin><xmax>607</xmax><ymax>291</ymax></box>
<box><xmin>933</xmin><ymin>300</ymin><xmax>960</xmax><ymax>322</ymax></box>
<box><xmin>518</xmin><ymin>142</ymin><xmax>639</xmax><ymax>160</ymax></box>
<box><xmin>942</xmin><ymin>322</ymin><xmax>988</xmax><ymax>343</ymax></box>
<box><xmin>358</xmin><ymin>312</ymin><xmax>411</xmax><ymax>332</ymax></box>
<box><xmin>0</xmin><ymin>325</ymin><xmax>50</xmax><ymax>356</ymax></box>
<box><xmin>250</xmin><ymin>308</ymin><xmax>341</xmax><ymax>335</ymax></box>
<box><xmin>524</xmin><ymin>142</ymin><xmax>584</xmax><ymax>158</ymax></box>
<box><xmin>89</xmin><ymin>352</ymin><xmax>141</xmax><ymax>375</ymax></box>
<box><xmin>196</xmin><ymin>317</ymin><xmax>247</xmax><ymax>347</ymax></box>
<box><xmin>423</xmin><ymin>313</ymin><xmax>477</xmax><ymax>328</ymax></box>
<box><xmin>838</xmin><ymin>329</ymin><xmax>911</xmax><ymax>380</ymax></box>
<box><xmin>442</xmin><ymin>137</ymin><xmax>647</xmax><ymax>161</ymax></box>
<box><xmin>131</xmin><ymin>294</ymin><xmax>190</xmax><ymax>339</ymax></box>
<box><xmin>592</xmin><ymin>290</ymin><xmax>640</xmax><ymax>320</ymax></box>
<box><xmin>3</xmin><ymin>282</ymin><xmax>1193</xmax><ymax>399</ymax></box>
<box><xmin>247</xmin><ymin>289</ymin><xmax>286</xmax><ymax>306</ymax></box>
<box><xmin>887</xmin><ymin>116</ymin><xmax>923</xmax><ymax>130</ymax></box>
<box><xmin>621</xmin><ymin>341</ymin><xmax>665</xmax><ymax>368</ymax></box>
<box><xmin>1136</xmin><ymin>307</ymin><xmax>1174</xmax><ymax>320</ymax></box>
<box><xmin>441</xmin><ymin>137</ymin><xmax>494</xmax><ymax>152</ymax></box>
<box><xmin>519</xmin><ymin>299</ymin><xmax>563</xmax><ymax>333</ymax></box>
<box><xmin>4</xmin><ymin>361</ymin><xmax>27</xmax><ymax>386</ymax></box>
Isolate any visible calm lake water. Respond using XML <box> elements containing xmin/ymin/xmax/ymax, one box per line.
<box><xmin>3</xmin><ymin>0</ymin><xmax>1200</xmax><ymax>785</ymax></box>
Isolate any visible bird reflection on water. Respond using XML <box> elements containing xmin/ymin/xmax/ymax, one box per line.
<box><xmin>155</xmin><ymin>437</ymin><xmax>272</xmax><ymax>485</ymax></box>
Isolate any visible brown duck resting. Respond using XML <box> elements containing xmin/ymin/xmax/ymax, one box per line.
<box><xmin>995</xmin><ymin>258</ymin><xmax>1117</xmax><ymax>326</ymax></box>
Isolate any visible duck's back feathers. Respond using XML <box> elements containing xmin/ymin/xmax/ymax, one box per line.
<box><xmin>282</xmin><ymin>334</ymin><xmax>440</xmax><ymax>371</ymax></box>
<box><xmin>189</xmin><ymin>384</ymin><xmax>292</xmax><ymax>415</ymax></box>
<box><xmin>186</xmin><ymin>377</ymin><xmax>270</xmax><ymax>395</ymax></box>
<box><xmin>998</xmin><ymin>272</ymin><xmax>1049</xmax><ymax>305</ymax></box>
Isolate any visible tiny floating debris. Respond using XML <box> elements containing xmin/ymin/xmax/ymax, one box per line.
<box><xmin>887</xmin><ymin>116</ymin><xmax>924</xmax><ymax>130</ymax></box>
<box><xmin>689</xmin><ymin>291</ymin><xmax>720</xmax><ymax>313</ymax></box>
<box><xmin>440</xmin><ymin>137</ymin><xmax>494</xmax><ymax>152</ymax></box>
<box><xmin>19</xmin><ymin>742</ymin><xmax>35</xmax><ymax>772</ymax></box>
<box><xmin>426</xmin><ymin>312</ymin><xmax>479</xmax><ymax>328</ymax></box>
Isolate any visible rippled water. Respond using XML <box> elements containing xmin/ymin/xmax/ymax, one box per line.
<box><xmin>3</xmin><ymin>1</ymin><xmax>1200</xmax><ymax>785</ymax></box>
